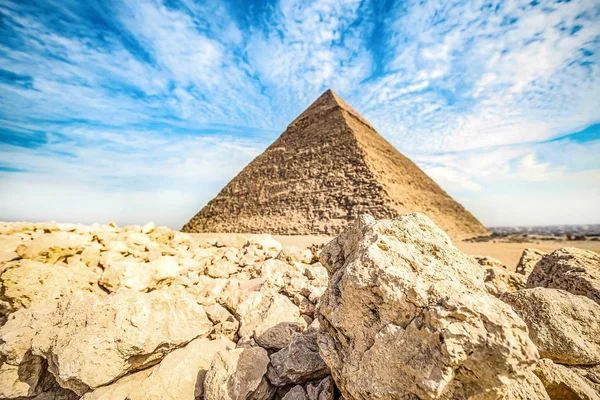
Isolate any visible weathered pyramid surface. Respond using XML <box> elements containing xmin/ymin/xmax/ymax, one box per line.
<box><xmin>183</xmin><ymin>89</ymin><xmax>489</xmax><ymax>239</ymax></box>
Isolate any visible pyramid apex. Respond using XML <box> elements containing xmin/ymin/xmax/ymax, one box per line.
<box><xmin>289</xmin><ymin>88</ymin><xmax>369</xmax><ymax>128</ymax></box>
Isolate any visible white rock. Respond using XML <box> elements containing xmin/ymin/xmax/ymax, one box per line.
<box><xmin>527</xmin><ymin>247</ymin><xmax>600</xmax><ymax>305</ymax></box>
<box><xmin>502</xmin><ymin>288</ymin><xmax>600</xmax><ymax>365</ymax></box>
<box><xmin>318</xmin><ymin>214</ymin><xmax>538</xmax><ymax>400</ymax></box>
<box><xmin>31</xmin><ymin>290</ymin><xmax>212</xmax><ymax>395</ymax></box>
<box><xmin>99</xmin><ymin>256</ymin><xmax>180</xmax><ymax>292</ymax></box>
<box><xmin>203</xmin><ymin>347</ymin><xmax>274</xmax><ymax>400</ymax></box>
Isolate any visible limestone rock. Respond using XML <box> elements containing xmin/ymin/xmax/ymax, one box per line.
<box><xmin>99</xmin><ymin>256</ymin><xmax>180</xmax><ymax>292</ymax></box>
<box><xmin>0</xmin><ymin>306</ymin><xmax>55</xmax><ymax>398</ymax></box>
<box><xmin>31</xmin><ymin>290</ymin><xmax>213</xmax><ymax>395</ymax></box>
<box><xmin>483</xmin><ymin>264</ymin><xmax>527</xmax><ymax>297</ymax></box>
<box><xmin>236</xmin><ymin>292</ymin><xmax>306</xmax><ymax>350</ymax></box>
<box><xmin>267</xmin><ymin>331</ymin><xmax>330</xmax><ymax>387</ymax></box>
<box><xmin>318</xmin><ymin>214</ymin><xmax>538</xmax><ymax>400</ymax></box>
<box><xmin>82</xmin><ymin>337</ymin><xmax>235</xmax><ymax>400</ymax></box>
<box><xmin>502</xmin><ymin>288</ymin><xmax>600</xmax><ymax>365</ymax></box>
<box><xmin>203</xmin><ymin>347</ymin><xmax>274</xmax><ymax>400</ymax></box>
<box><xmin>534</xmin><ymin>359</ymin><xmax>600</xmax><ymax>400</ymax></box>
<box><xmin>0</xmin><ymin>259</ymin><xmax>104</xmax><ymax>315</ymax></box>
<box><xmin>474</xmin><ymin>255</ymin><xmax>507</xmax><ymax>269</ymax></box>
<box><xmin>205</xmin><ymin>303</ymin><xmax>240</xmax><ymax>340</ymax></box>
<box><xmin>569</xmin><ymin>364</ymin><xmax>600</xmax><ymax>394</ymax></box>
<box><xmin>516</xmin><ymin>248</ymin><xmax>545</xmax><ymax>276</ymax></box>
<box><xmin>80</xmin><ymin>368</ymin><xmax>154</xmax><ymax>400</ymax></box>
<box><xmin>304</xmin><ymin>263</ymin><xmax>329</xmax><ymax>288</ymax></box>
<box><xmin>277</xmin><ymin>246</ymin><xmax>314</xmax><ymax>265</ymax></box>
<box><xmin>527</xmin><ymin>247</ymin><xmax>600</xmax><ymax>305</ymax></box>
<box><xmin>502</xmin><ymin>372</ymin><xmax>550</xmax><ymax>400</ymax></box>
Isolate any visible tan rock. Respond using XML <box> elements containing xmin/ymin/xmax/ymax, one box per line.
<box><xmin>267</xmin><ymin>331</ymin><xmax>329</xmax><ymax>386</ymax></box>
<box><xmin>99</xmin><ymin>256</ymin><xmax>180</xmax><ymax>292</ymax></box>
<box><xmin>31</xmin><ymin>290</ymin><xmax>212</xmax><ymax>395</ymax></box>
<box><xmin>0</xmin><ymin>306</ymin><xmax>55</xmax><ymax>398</ymax></box>
<box><xmin>0</xmin><ymin>259</ymin><xmax>104</xmax><ymax>315</ymax></box>
<box><xmin>80</xmin><ymin>368</ymin><xmax>154</xmax><ymax>400</ymax></box>
<box><xmin>236</xmin><ymin>292</ymin><xmax>306</xmax><ymax>349</ymax></box>
<box><xmin>82</xmin><ymin>337</ymin><xmax>236</xmax><ymax>400</ymax></box>
<box><xmin>277</xmin><ymin>246</ymin><xmax>314</xmax><ymax>265</ymax></box>
<box><xmin>534</xmin><ymin>359</ymin><xmax>600</xmax><ymax>400</ymax></box>
<box><xmin>318</xmin><ymin>214</ymin><xmax>538</xmax><ymax>400</ymax></box>
<box><xmin>569</xmin><ymin>364</ymin><xmax>600</xmax><ymax>394</ymax></box>
<box><xmin>483</xmin><ymin>264</ymin><xmax>527</xmax><ymax>297</ymax></box>
<box><xmin>204</xmin><ymin>303</ymin><xmax>240</xmax><ymax>340</ymax></box>
<box><xmin>527</xmin><ymin>247</ymin><xmax>600</xmax><ymax>305</ymax></box>
<box><xmin>516</xmin><ymin>248</ymin><xmax>545</xmax><ymax>276</ymax></box>
<box><xmin>502</xmin><ymin>372</ymin><xmax>550</xmax><ymax>400</ymax></box>
<box><xmin>203</xmin><ymin>347</ymin><xmax>274</xmax><ymax>400</ymax></box>
<box><xmin>206</xmin><ymin>259</ymin><xmax>239</xmax><ymax>278</ymax></box>
<box><xmin>502</xmin><ymin>288</ymin><xmax>600</xmax><ymax>365</ymax></box>
<box><xmin>474</xmin><ymin>255</ymin><xmax>508</xmax><ymax>269</ymax></box>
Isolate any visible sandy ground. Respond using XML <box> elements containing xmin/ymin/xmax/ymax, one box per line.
<box><xmin>190</xmin><ymin>233</ymin><xmax>599</xmax><ymax>271</ymax></box>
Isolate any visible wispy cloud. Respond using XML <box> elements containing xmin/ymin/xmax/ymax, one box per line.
<box><xmin>0</xmin><ymin>0</ymin><xmax>599</xmax><ymax>227</ymax></box>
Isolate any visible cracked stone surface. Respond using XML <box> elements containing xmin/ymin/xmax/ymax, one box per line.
<box><xmin>317</xmin><ymin>213</ymin><xmax>538</xmax><ymax>400</ymax></box>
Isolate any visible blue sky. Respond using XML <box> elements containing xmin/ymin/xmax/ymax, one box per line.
<box><xmin>0</xmin><ymin>0</ymin><xmax>599</xmax><ymax>228</ymax></box>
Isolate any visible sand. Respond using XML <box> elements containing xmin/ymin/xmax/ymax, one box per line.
<box><xmin>190</xmin><ymin>232</ymin><xmax>599</xmax><ymax>271</ymax></box>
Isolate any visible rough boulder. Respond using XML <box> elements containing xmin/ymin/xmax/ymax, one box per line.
<box><xmin>527</xmin><ymin>247</ymin><xmax>600</xmax><ymax>305</ymax></box>
<box><xmin>317</xmin><ymin>213</ymin><xmax>538</xmax><ymax>400</ymax></box>
<box><xmin>502</xmin><ymin>288</ymin><xmax>600</xmax><ymax>365</ymax></box>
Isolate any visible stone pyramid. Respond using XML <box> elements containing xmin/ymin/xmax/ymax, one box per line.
<box><xmin>183</xmin><ymin>89</ymin><xmax>489</xmax><ymax>239</ymax></box>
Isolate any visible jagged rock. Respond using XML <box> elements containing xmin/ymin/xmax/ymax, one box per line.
<box><xmin>306</xmin><ymin>376</ymin><xmax>333</xmax><ymax>400</ymax></box>
<box><xmin>304</xmin><ymin>263</ymin><xmax>328</xmax><ymax>287</ymax></box>
<box><xmin>99</xmin><ymin>256</ymin><xmax>180</xmax><ymax>292</ymax></box>
<box><xmin>236</xmin><ymin>292</ymin><xmax>306</xmax><ymax>350</ymax></box>
<box><xmin>31</xmin><ymin>290</ymin><xmax>213</xmax><ymax>395</ymax></box>
<box><xmin>318</xmin><ymin>214</ymin><xmax>538</xmax><ymax>400</ymax></box>
<box><xmin>267</xmin><ymin>331</ymin><xmax>329</xmax><ymax>386</ymax></box>
<box><xmin>527</xmin><ymin>247</ymin><xmax>600</xmax><ymax>305</ymax></box>
<box><xmin>82</xmin><ymin>337</ymin><xmax>235</xmax><ymax>400</ymax></box>
<box><xmin>502</xmin><ymin>372</ymin><xmax>550</xmax><ymax>400</ymax></box>
<box><xmin>80</xmin><ymin>368</ymin><xmax>153</xmax><ymax>400</ymax></box>
<box><xmin>138</xmin><ymin>337</ymin><xmax>235</xmax><ymax>400</ymax></box>
<box><xmin>569</xmin><ymin>364</ymin><xmax>600</xmax><ymax>394</ymax></box>
<box><xmin>203</xmin><ymin>347</ymin><xmax>274</xmax><ymax>400</ymax></box>
<box><xmin>204</xmin><ymin>303</ymin><xmax>240</xmax><ymax>340</ymax></box>
<box><xmin>0</xmin><ymin>306</ymin><xmax>55</xmax><ymax>398</ymax></box>
<box><xmin>474</xmin><ymin>255</ymin><xmax>507</xmax><ymax>269</ymax></box>
<box><xmin>483</xmin><ymin>264</ymin><xmax>527</xmax><ymax>297</ymax></box>
<box><xmin>502</xmin><ymin>288</ymin><xmax>600</xmax><ymax>365</ymax></box>
<box><xmin>29</xmin><ymin>384</ymin><xmax>79</xmax><ymax>400</ymax></box>
<box><xmin>282</xmin><ymin>385</ymin><xmax>308</xmax><ymax>400</ymax></box>
<box><xmin>14</xmin><ymin>231</ymin><xmax>90</xmax><ymax>263</ymax></box>
<box><xmin>277</xmin><ymin>246</ymin><xmax>314</xmax><ymax>265</ymax></box>
<box><xmin>516</xmin><ymin>249</ymin><xmax>545</xmax><ymax>276</ymax></box>
<box><xmin>534</xmin><ymin>359</ymin><xmax>600</xmax><ymax>400</ymax></box>
<box><xmin>0</xmin><ymin>259</ymin><xmax>104</xmax><ymax>315</ymax></box>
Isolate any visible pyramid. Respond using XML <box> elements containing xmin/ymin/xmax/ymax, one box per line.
<box><xmin>183</xmin><ymin>89</ymin><xmax>489</xmax><ymax>240</ymax></box>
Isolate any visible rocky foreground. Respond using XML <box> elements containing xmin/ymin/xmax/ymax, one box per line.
<box><xmin>0</xmin><ymin>214</ymin><xmax>599</xmax><ymax>400</ymax></box>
